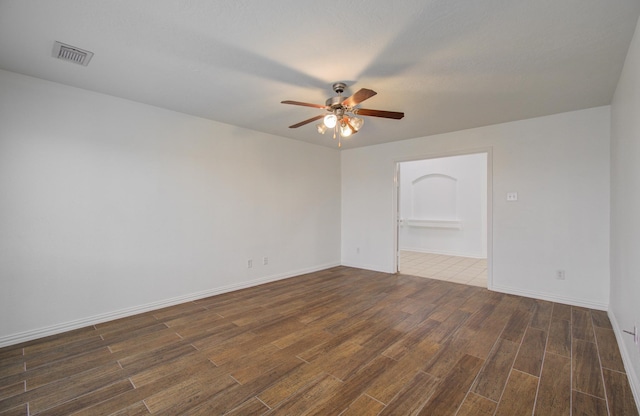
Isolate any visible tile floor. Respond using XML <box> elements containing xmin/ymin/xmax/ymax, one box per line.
<box><xmin>399</xmin><ymin>250</ymin><xmax>488</xmax><ymax>287</ymax></box>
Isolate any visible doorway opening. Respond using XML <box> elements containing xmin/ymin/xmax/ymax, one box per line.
<box><xmin>395</xmin><ymin>151</ymin><xmax>491</xmax><ymax>287</ymax></box>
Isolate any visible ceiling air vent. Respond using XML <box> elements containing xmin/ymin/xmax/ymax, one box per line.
<box><xmin>52</xmin><ymin>41</ymin><xmax>93</xmax><ymax>66</ymax></box>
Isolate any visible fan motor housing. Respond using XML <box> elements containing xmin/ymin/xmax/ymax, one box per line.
<box><xmin>326</xmin><ymin>96</ymin><xmax>346</xmax><ymax>109</ymax></box>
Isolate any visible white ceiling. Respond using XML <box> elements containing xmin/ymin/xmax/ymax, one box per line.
<box><xmin>1</xmin><ymin>1</ymin><xmax>639</xmax><ymax>149</ymax></box>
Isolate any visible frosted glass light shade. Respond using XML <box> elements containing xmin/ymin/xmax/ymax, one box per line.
<box><xmin>350</xmin><ymin>117</ymin><xmax>364</xmax><ymax>131</ymax></box>
<box><xmin>340</xmin><ymin>123</ymin><xmax>353</xmax><ymax>137</ymax></box>
<box><xmin>324</xmin><ymin>114</ymin><xmax>337</xmax><ymax>128</ymax></box>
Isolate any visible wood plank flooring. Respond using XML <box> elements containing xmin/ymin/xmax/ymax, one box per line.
<box><xmin>0</xmin><ymin>266</ymin><xmax>637</xmax><ymax>415</ymax></box>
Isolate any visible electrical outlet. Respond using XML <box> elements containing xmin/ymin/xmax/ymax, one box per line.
<box><xmin>247</xmin><ymin>259</ymin><xmax>253</xmax><ymax>268</ymax></box>
<box><xmin>356</xmin><ymin>247</ymin><xmax>360</xmax><ymax>254</ymax></box>
<box><xmin>506</xmin><ymin>192</ymin><xmax>518</xmax><ymax>201</ymax></box>
<box><xmin>556</xmin><ymin>269</ymin><xmax>566</xmax><ymax>280</ymax></box>
<box><xmin>263</xmin><ymin>257</ymin><xmax>268</xmax><ymax>266</ymax></box>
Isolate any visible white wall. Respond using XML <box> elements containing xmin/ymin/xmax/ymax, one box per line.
<box><xmin>0</xmin><ymin>69</ymin><xmax>341</xmax><ymax>346</ymax></box>
<box><xmin>610</xmin><ymin>16</ymin><xmax>640</xmax><ymax>407</ymax></box>
<box><xmin>342</xmin><ymin>106</ymin><xmax>610</xmax><ymax>309</ymax></box>
<box><xmin>399</xmin><ymin>153</ymin><xmax>487</xmax><ymax>258</ymax></box>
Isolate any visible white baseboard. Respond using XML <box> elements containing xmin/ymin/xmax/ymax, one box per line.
<box><xmin>339</xmin><ymin>265</ymin><xmax>607</xmax><ymax>312</ymax></box>
<box><xmin>399</xmin><ymin>247</ymin><xmax>486</xmax><ymax>259</ymax></box>
<box><xmin>340</xmin><ymin>261</ymin><xmax>392</xmax><ymax>274</ymax></box>
<box><xmin>0</xmin><ymin>262</ymin><xmax>340</xmax><ymax>349</ymax></box>
<box><xmin>490</xmin><ymin>284</ymin><xmax>608</xmax><ymax>311</ymax></box>
<box><xmin>608</xmin><ymin>311</ymin><xmax>640</xmax><ymax>411</ymax></box>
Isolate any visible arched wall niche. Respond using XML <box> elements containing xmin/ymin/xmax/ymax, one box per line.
<box><xmin>411</xmin><ymin>173</ymin><xmax>458</xmax><ymax>220</ymax></box>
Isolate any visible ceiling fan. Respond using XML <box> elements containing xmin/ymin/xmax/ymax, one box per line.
<box><xmin>281</xmin><ymin>82</ymin><xmax>404</xmax><ymax>147</ymax></box>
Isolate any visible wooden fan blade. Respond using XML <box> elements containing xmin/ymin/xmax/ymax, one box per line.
<box><xmin>281</xmin><ymin>100</ymin><xmax>327</xmax><ymax>109</ymax></box>
<box><xmin>289</xmin><ymin>114</ymin><xmax>325</xmax><ymax>128</ymax></box>
<box><xmin>342</xmin><ymin>88</ymin><xmax>377</xmax><ymax>107</ymax></box>
<box><xmin>354</xmin><ymin>108</ymin><xmax>405</xmax><ymax>120</ymax></box>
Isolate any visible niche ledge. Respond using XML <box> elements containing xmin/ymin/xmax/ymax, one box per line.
<box><xmin>404</xmin><ymin>219</ymin><xmax>461</xmax><ymax>229</ymax></box>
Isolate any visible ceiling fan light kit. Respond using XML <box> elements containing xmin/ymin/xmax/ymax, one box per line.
<box><xmin>282</xmin><ymin>82</ymin><xmax>404</xmax><ymax>148</ymax></box>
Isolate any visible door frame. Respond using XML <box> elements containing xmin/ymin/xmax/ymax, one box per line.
<box><xmin>392</xmin><ymin>147</ymin><xmax>493</xmax><ymax>288</ymax></box>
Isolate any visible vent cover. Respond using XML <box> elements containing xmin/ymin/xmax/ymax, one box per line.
<box><xmin>52</xmin><ymin>41</ymin><xmax>93</xmax><ymax>66</ymax></box>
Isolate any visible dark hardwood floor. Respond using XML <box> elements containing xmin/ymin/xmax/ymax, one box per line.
<box><xmin>0</xmin><ymin>266</ymin><xmax>637</xmax><ymax>415</ymax></box>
